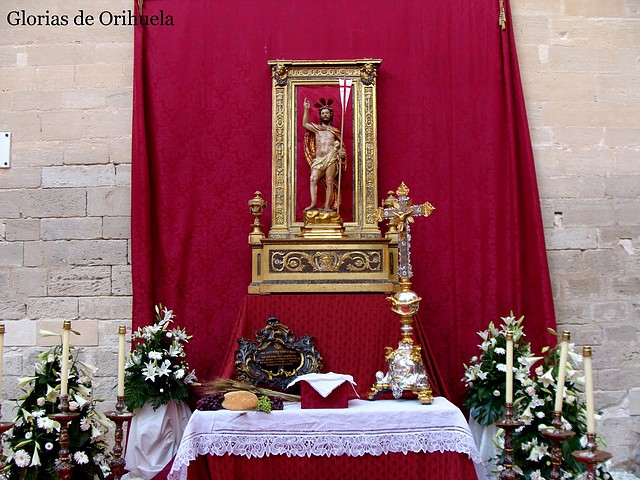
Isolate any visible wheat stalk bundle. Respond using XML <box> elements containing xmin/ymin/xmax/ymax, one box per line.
<box><xmin>194</xmin><ymin>378</ymin><xmax>301</xmax><ymax>402</ymax></box>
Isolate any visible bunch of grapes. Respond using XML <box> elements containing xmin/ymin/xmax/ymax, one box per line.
<box><xmin>257</xmin><ymin>396</ymin><xmax>272</xmax><ymax>413</ymax></box>
<box><xmin>270</xmin><ymin>396</ymin><xmax>284</xmax><ymax>411</ymax></box>
<box><xmin>196</xmin><ymin>392</ymin><xmax>225</xmax><ymax>411</ymax></box>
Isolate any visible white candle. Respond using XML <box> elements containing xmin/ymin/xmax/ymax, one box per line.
<box><xmin>554</xmin><ymin>331</ymin><xmax>571</xmax><ymax>413</ymax></box>
<box><xmin>117</xmin><ymin>325</ymin><xmax>126</xmax><ymax>397</ymax></box>
<box><xmin>505</xmin><ymin>332</ymin><xmax>514</xmax><ymax>404</ymax></box>
<box><xmin>60</xmin><ymin>320</ymin><xmax>71</xmax><ymax>397</ymax></box>
<box><xmin>584</xmin><ymin>346</ymin><xmax>596</xmax><ymax>434</ymax></box>
<box><xmin>0</xmin><ymin>324</ymin><xmax>5</xmax><ymax>402</ymax></box>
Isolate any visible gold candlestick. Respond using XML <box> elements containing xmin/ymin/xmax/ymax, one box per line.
<box><xmin>572</xmin><ymin>433</ymin><xmax>612</xmax><ymax>480</ymax></box>
<box><xmin>542</xmin><ymin>411</ymin><xmax>576</xmax><ymax>480</ymax></box>
<box><xmin>49</xmin><ymin>395</ymin><xmax>80</xmax><ymax>480</ymax></box>
<box><xmin>495</xmin><ymin>402</ymin><xmax>524</xmax><ymax>479</ymax></box>
<box><xmin>105</xmin><ymin>395</ymin><xmax>135</xmax><ymax>480</ymax></box>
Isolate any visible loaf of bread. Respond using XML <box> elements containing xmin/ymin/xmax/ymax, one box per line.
<box><xmin>222</xmin><ymin>390</ymin><xmax>259</xmax><ymax>411</ymax></box>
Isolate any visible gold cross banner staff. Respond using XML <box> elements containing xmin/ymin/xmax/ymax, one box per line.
<box><xmin>378</xmin><ymin>182</ymin><xmax>435</xmax><ymax>279</ymax></box>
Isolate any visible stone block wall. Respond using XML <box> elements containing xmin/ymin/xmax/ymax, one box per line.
<box><xmin>0</xmin><ymin>0</ymin><xmax>134</xmax><ymax>414</ymax></box>
<box><xmin>512</xmin><ymin>0</ymin><xmax>640</xmax><ymax>471</ymax></box>
<box><xmin>0</xmin><ymin>0</ymin><xmax>638</xmax><ymax>471</ymax></box>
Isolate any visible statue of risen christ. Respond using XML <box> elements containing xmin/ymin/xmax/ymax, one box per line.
<box><xmin>302</xmin><ymin>97</ymin><xmax>346</xmax><ymax>212</ymax></box>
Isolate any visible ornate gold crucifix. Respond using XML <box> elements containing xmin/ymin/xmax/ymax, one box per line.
<box><xmin>378</xmin><ymin>182</ymin><xmax>435</xmax><ymax>279</ymax></box>
<box><xmin>370</xmin><ymin>182</ymin><xmax>436</xmax><ymax>404</ymax></box>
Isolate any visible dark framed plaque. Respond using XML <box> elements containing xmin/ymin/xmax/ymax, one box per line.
<box><xmin>235</xmin><ymin>317</ymin><xmax>323</xmax><ymax>390</ymax></box>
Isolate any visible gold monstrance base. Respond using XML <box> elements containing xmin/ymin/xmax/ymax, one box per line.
<box><xmin>300</xmin><ymin>209</ymin><xmax>346</xmax><ymax>238</ymax></box>
<box><xmin>368</xmin><ymin>277</ymin><xmax>433</xmax><ymax>404</ymax></box>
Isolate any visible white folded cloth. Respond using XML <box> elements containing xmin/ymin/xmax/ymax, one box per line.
<box><xmin>288</xmin><ymin>372</ymin><xmax>358</xmax><ymax>398</ymax></box>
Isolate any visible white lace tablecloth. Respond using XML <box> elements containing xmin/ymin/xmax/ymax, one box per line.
<box><xmin>168</xmin><ymin>397</ymin><xmax>486</xmax><ymax>480</ymax></box>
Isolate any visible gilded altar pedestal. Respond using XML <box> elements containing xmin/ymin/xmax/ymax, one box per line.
<box><xmin>249</xmin><ymin>236</ymin><xmax>397</xmax><ymax>294</ymax></box>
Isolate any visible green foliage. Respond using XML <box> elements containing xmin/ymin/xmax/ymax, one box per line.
<box><xmin>1</xmin><ymin>343</ymin><xmax>111</xmax><ymax>480</ymax></box>
<box><xmin>124</xmin><ymin>304</ymin><xmax>196</xmax><ymax>411</ymax></box>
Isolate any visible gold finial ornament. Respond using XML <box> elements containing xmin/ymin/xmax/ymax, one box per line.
<box><xmin>248</xmin><ymin>191</ymin><xmax>267</xmax><ymax>244</ymax></box>
<box><xmin>396</xmin><ymin>181</ymin><xmax>409</xmax><ymax>197</ymax></box>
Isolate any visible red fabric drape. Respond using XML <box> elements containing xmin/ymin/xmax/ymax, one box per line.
<box><xmin>219</xmin><ymin>294</ymin><xmax>449</xmax><ymax>399</ymax></box>
<box><xmin>132</xmin><ymin>0</ymin><xmax>556</xmax><ymax>409</ymax></box>
<box><xmin>186</xmin><ymin>451</ymin><xmax>479</xmax><ymax>480</ymax></box>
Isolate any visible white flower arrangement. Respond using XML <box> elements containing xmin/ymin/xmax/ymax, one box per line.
<box><xmin>124</xmin><ymin>304</ymin><xmax>196</xmax><ymax>410</ymax></box>
<box><xmin>1</xmin><ymin>339</ymin><xmax>111</xmax><ymax>480</ymax></box>
<box><xmin>462</xmin><ymin>314</ymin><xmax>612</xmax><ymax>480</ymax></box>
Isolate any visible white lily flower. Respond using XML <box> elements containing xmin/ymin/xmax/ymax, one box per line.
<box><xmin>521</xmin><ymin>405</ymin><xmax>533</xmax><ymax>425</ymax></box>
<box><xmin>39</xmin><ymin>329</ymin><xmax>60</xmax><ymax>338</ymax></box>
<box><xmin>157</xmin><ymin>359</ymin><xmax>171</xmax><ymax>377</ymax></box>
<box><xmin>31</xmin><ymin>444</ymin><xmax>41</xmax><ymax>467</ymax></box>
<box><xmin>45</xmin><ymin>384</ymin><xmax>59</xmax><ymax>403</ymax></box>
<box><xmin>168</xmin><ymin>343</ymin><xmax>182</xmax><ymax>357</ymax></box>
<box><xmin>184</xmin><ymin>369</ymin><xmax>197</xmax><ymax>384</ymax></box>
<box><xmin>148</xmin><ymin>351</ymin><xmax>163</xmax><ymax>360</ymax></box>
<box><xmin>91</xmin><ymin>426</ymin><xmax>103</xmax><ymax>441</ymax></box>
<box><xmin>17</xmin><ymin>376</ymin><xmax>38</xmax><ymax>388</ymax></box>
<box><xmin>477</xmin><ymin>330</ymin><xmax>490</xmax><ymax>341</ymax></box>
<box><xmin>74</xmin><ymin>393</ymin><xmax>89</xmax><ymax>409</ymax></box>
<box><xmin>567</xmin><ymin>344</ymin><xmax>582</xmax><ymax>365</ymax></box>
<box><xmin>538</xmin><ymin>368</ymin><xmax>555</xmax><ymax>388</ymax></box>
<box><xmin>162</xmin><ymin>307</ymin><xmax>174</xmax><ymax>322</ymax></box>
<box><xmin>77</xmin><ymin>360</ymin><xmax>98</xmax><ymax>376</ymax></box>
<box><xmin>142</xmin><ymin>361</ymin><xmax>159</xmax><ymax>382</ymax></box>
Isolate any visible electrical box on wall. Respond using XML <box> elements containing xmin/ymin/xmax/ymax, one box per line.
<box><xmin>0</xmin><ymin>132</ymin><xmax>10</xmax><ymax>168</ymax></box>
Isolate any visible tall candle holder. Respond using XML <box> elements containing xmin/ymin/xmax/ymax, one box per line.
<box><xmin>572</xmin><ymin>433</ymin><xmax>612</xmax><ymax>480</ymax></box>
<box><xmin>495</xmin><ymin>402</ymin><xmax>524</xmax><ymax>479</ymax></box>
<box><xmin>105</xmin><ymin>395</ymin><xmax>135</xmax><ymax>480</ymax></box>
<box><xmin>49</xmin><ymin>394</ymin><xmax>80</xmax><ymax>480</ymax></box>
<box><xmin>541</xmin><ymin>411</ymin><xmax>576</xmax><ymax>480</ymax></box>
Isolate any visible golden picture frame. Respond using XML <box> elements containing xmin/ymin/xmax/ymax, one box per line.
<box><xmin>267</xmin><ymin>59</ymin><xmax>382</xmax><ymax>239</ymax></box>
<box><xmin>248</xmin><ymin>59</ymin><xmax>397</xmax><ymax>294</ymax></box>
